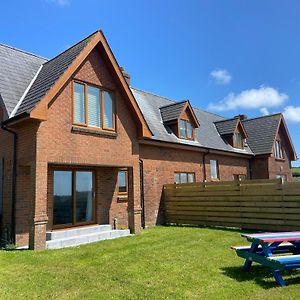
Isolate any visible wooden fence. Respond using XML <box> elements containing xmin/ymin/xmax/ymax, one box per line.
<box><xmin>164</xmin><ymin>179</ymin><xmax>300</xmax><ymax>231</ymax></box>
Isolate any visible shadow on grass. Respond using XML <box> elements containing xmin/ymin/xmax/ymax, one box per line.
<box><xmin>222</xmin><ymin>265</ymin><xmax>300</xmax><ymax>288</ymax></box>
<box><xmin>164</xmin><ymin>224</ymin><xmax>256</xmax><ymax>234</ymax></box>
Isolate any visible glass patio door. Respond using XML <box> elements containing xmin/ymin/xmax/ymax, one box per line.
<box><xmin>53</xmin><ymin>170</ymin><xmax>95</xmax><ymax>227</ymax></box>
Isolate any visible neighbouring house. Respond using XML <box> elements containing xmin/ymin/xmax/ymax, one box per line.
<box><xmin>0</xmin><ymin>30</ymin><xmax>297</xmax><ymax>249</ymax></box>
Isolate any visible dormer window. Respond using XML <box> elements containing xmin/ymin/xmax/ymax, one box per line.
<box><xmin>179</xmin><ymin>119</ymin><xmax>193</xmax><ymax>140</ymax></box>
<box><xmin>233</xmin><ymin>132</ymin><xmax>244</xmax><ymax>149</ymax></box>
<box><xmin>214</xmin><ymin>117</ymin><xmax>248</xmax><ymax>150</ymax></box>
<box><xmin>160</xmin><ymin>100</ymin><xmax>200</xmax><ymax>141</ymax></box>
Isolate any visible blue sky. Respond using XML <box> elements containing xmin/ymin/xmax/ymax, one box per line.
<box><xmin>1</xmin><ymin>0</ymin><xmax>299</xmax><ymax>165</ymax></box>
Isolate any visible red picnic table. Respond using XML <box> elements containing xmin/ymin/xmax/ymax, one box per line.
<box><xmin>232</xmin><ymin>231</ymin><xmax>300</xmax><ymax>286</ymax></box>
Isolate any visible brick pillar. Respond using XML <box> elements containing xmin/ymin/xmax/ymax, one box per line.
<box><xmin>29</xmin><ymin>162</ymin><xmax>48</xmax><ymax>250</ymax></box>
<box><xmin>128</xmin><ymin>165</ymin><xmax>142</xmax><ymax>234</ymax></box>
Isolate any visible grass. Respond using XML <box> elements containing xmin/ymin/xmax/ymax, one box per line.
<box><xmin>0</xmin><ymin>226</ymin><xmax>300</xmax><ymax>299</ymax></box>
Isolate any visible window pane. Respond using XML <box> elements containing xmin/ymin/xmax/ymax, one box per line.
<box><xmin>53</xmin><ymin>171</ymin><xmax>73</xmax><ymax>225</ymax></box>
<box><xmin>186</xmin><ymin>122</ymin><xmax>193</xmax><ymax>138</ymax></box>
<box><xmin>175</xmin><ymin>173</ymin><xmax>180</xmax><ymax>184</ymax></box>
<box><xmin>103</xmin><ymin>91</ymin><xmax>114</xmax><ymax>129</ymax></box>
<box><xmin>180</xmin><ymin>120</ymin><xmax>186</xmax><ymax>138</ymax></box>
<box><xmin>76</xmin><ymin>171</ymin><xmax>93</xmax><ymax>223</ymax></box>
<box><xmin>188</xmin><ymin>173</ymin><xmax>194</xmax><ymax>183</ymax></box>
<box><xmin>181</xmin><ymin>173</ymin><xmax>187</xmax><ymax>183</ymax></box>
<box><xmin>210</xmin><ymin>160</ymin><xmax>218</xmax><ymax>179</ymax></box>
<box><xmin>88</xmin><ymin>86</ymin><xmax>100</xmax><ymax>127</ymax></box>
<box><xmin>118</xmin><ymin>171</ymin><xmax>127</xmax><ymax>193</ymax></box>
<box><xmin>74</xmin><ymin>83</ymin><xmax>85</xmax><ymax>124</ymax></box>
<box><xmin>234</xmin><ymin>133</ymin><xmax>243</xmax><ymax>148</ymax></box>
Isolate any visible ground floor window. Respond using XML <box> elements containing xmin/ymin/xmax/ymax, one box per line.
<box><xmin>233</xmin><ymin>174</ymin><xmax>246</xmax><ymax>181</ymax></box>
<box><xmin>53</xmin><ymin>169</ymin><xmax>95</xmax><ymax>227</ymax></box>
<box><xmin>175</xmin><ymin>172</ymin><xmax>195</xmax><ymax>184</ymax></box>
<box><xmin>118</xmin><ymin>169</ymin><xmax>128</xmax><ymax>195</ymax></box>
<box><xmin>210</xmin><ymin>160</ymin><xmax>219</xmax><ymax>180</ymax></box>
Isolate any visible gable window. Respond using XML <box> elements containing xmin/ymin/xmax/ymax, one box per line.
<box><xmin>73</xmin><ymin>81</ymin><xmax>115</xmax><ymax>131</ymax></box>
<box><xmin>175</xmin><ymin>172</ymin><xmax>195</xmax><ymax>184</ymax></box>
<box><xmin>179</xmin><ymin>119</ymin><xmax>193</xmax><ymax>140</ymax></box>
<box><xmin>233</xmin><ymin>132</ymin><xmax>244</xmax><ymax>149</ymax></box>
<box><xmin>274</xmin><ymin>140</ymin><xmax>283</xmax><ymax>159</ymax></box>
<box><xmin>210</xmin><ymin>160</ymin><xmax>219</xmax><ymax>180</ymax></box>
<box><xmin>118</xmin><ymin>170</ymin><xmax>128</xmax><ymax>195</ymax></box>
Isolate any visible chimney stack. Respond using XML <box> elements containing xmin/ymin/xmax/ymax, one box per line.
<box><xmin>120</xmin><ymin>67</ymin><xmax>131</xmax><ymax>86</ymax></box>
<box><xmin>235</xmin><ymin>114</ymin><xmax>248</xmax><ymax>121</ymax></box>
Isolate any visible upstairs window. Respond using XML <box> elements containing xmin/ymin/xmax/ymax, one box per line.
<box><xmin>233</xmin><ymin>132</ymin><xmax>244</xmax><ymax>149</ymax></box>
<box><xmin>179</xmin><ymin>119</ymin><xmax>193</xmax><ymax>140</ymax></box>
<box><xmin>175</xmin><ymin>172</ymin><xmax>195</xmax><ymax>184</ymax></box>
<box><xmin>73</xmin><ymin>81</ymin><xmax>115</xmax><ymax>131</ymax></box>
<box><xmin>210</xmin><ymin>160</ymin><xmax>219</xmax><ymax>180</ymax></box>
<box><xmin>274</xmin><ymin>140</ymin><xmax>283</xmax><ymax>159</ymax></box>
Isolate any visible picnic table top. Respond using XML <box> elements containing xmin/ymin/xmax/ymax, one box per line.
<box><xmin>241</xmin><ymin>231</ymin><xmax>300</xmax><ymax>243</ymax></box>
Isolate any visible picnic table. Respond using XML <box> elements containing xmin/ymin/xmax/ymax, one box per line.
<box><xmin>232</xmin><ymin>232</ymin><xmax>300</xmax><ymax>286</ymax></box>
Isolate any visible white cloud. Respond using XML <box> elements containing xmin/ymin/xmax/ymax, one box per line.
<box><xmin>260</xmin><ymin>107</ymin><xmax>270</xmax><ymax>116</ymax></box>
<box><xmin>210</xmin><ymin>69</ymin><xmax>232</xmax><ymax>85</ymax></box>
<box><xmin>283</xmin><ymin>106</ymin><xmax>300</xmax><ymax>123</ymax></box>
<box><xmin>208</xmin><ymin>86</ymin><xmax>288</xmax><ymax>111</ymax></box>
<box><xmin>46</xmin><ymin>0</ymin><xmax>70</xmax><ymax>6</ymax></box>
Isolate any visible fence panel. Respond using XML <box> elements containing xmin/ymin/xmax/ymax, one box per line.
<box><xmin>164</xmin><ymin>179</ymin><xmax>300</xmax><ymax>231</ymax></box>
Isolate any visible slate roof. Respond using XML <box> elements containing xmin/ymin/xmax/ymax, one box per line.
<box><xmin>160</xmin><ymin>101</ymin><xmax>187</xmax><ymax>123</ymax></box>
<box><xmin>242</xmin><ymin>114</ymin><xmax>281</xmax><ymax>155</ymax></box>
<box><xmin>214</xmin><ymin>118</ymin><xmax>239</xmax><ymax>136</ymax></box>
<box><xmin>0</xmin><ymin>44</ymin><xmax>47</xmax><ymax>116</ymax></box>
<box><xmin>15</xmin><ymin>32</ymin><xmax>96</xmax><ymax>116</ymax></box>
<box><xmin>0</xmin><ymin>33</ymin><xmax>291</xmax><ymax>159</ymax></box>
<box><xmin>131</xmin><ymin>87</ymin><xmax>254</xmax><ymax>156</ymax></box>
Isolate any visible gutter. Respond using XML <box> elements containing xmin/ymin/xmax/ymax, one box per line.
<box><xmin>139</xmin><ymin>159</ymin><xmax>145</xmax><ymax>228</ymax></box>
<box><xmin>202</xmin><ymin>150</ymin><xmax>210</xmax><ymax>182</ymax></box>
<box><xmin>1</xmin><ymin>124</ymin><xmax>17</xmax><ymax>244</ymax></box>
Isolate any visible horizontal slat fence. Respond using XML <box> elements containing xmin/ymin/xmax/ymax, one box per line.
<box><xmin>164</xmin><ymin>179</ymin><xmax>300</xmax><ymax>231</ymax></box>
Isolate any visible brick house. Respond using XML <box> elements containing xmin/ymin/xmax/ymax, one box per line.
<box><xmin>0</xmin><ymin>31</ymin><xmax>297</xmax><ymax>249</ymax></box>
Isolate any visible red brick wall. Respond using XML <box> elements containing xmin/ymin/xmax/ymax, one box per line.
<box><xmin>268</xmin><ymin>128</ymin><xmax>293</xmax><ymax>181</ymax></box>
<box><xmin>32</xmin><ymin>47</ymin><xmax>141</xmax><ymax>246</ymax></box>
<box><xmin>140</xmin><ymin>144</ymin><xmax>250</xmax><ymax>226</ymax></box>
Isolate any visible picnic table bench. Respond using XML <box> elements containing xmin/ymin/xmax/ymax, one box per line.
<box><xmin>232</xmin><ymin>231</ymin><xmax>300</xmax><ymax>286</ymax></box>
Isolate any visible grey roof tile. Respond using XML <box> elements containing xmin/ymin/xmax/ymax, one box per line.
<box><xmin>16</xmin><ymin>32</ymin><xmax>96</xmax><ymax>116</ymax></box>
<box><xmin>131</xmin><ymin>87</ymin><xmax>254</xmax><ymax>155</ymax></box>
<box><xmin>242</xmin><ymin>114</ymin><xmax>281</xmax><ymax>155</ymax></box>
<box><xmin>214</xmin><ymin>118</ymin><xmax>239</xmax><ymax>136</ymax></box>
<box><xmin>0</xmin><ymin>44</ymin><xmax>47</xmax><ymax>116</ymax></box>
<box><xmin>160</xmin><ymin>101</ymin><xmax>187</xmax><ymax>123</ymax></box>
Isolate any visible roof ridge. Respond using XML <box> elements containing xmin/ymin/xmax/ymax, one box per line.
<box><xmin>131</xmin><ymin>87</ymin><xmax>177</xmax><ymax>104</ymax></box>
<box><xmin>159</xmin><ymin>100</ymin><xmax>188</xmax><ymax>109</ymax></box>
<box><xmin>242</xmin><ymin>113</ymin><xmax>282</xmax><ymax>122</ymax></box>
<box><xmin>0</xmin><ymin>43</ymin><xmax>48</xmax><ymax>61</ymax></box>
<box><xmin>43</xmin><ymin>31</ymin><xmax>99</xmax><ymax>66</ymax></box>
<box><xmin>214</xmin><ymin>117</ymin><xmax>238</xmax><ymax>124</ymax></box>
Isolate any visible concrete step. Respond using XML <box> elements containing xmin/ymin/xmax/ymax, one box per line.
<box><xmin>46</xmin><ymin>229</ymin><xmax>131</xmax><ymax>249</ymax></box>
<box><xmin>46</xmin><ymin>224</ymin><xmax>112</xmax><ymax>241</ymax></box>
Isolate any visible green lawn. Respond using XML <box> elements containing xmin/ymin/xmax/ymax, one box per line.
<box><xmin>0</xmin><ymin>226</ymin><xmax>300</xmax><ymax>299</ymax></box>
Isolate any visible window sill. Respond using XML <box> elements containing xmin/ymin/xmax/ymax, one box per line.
<box><xmin>275</xmin><ymin>158</ymin><xmax>285</xmax><ymax>162</ymax></box>
<box><xmin>71</xmin><ymin>126</ymin><xmax>117</xmax><ymax>139</ymax></box>
<box><xmin>210</xmin><ymin>178</ymin><xmax>220</xmax><ymax>182</ymax></box>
